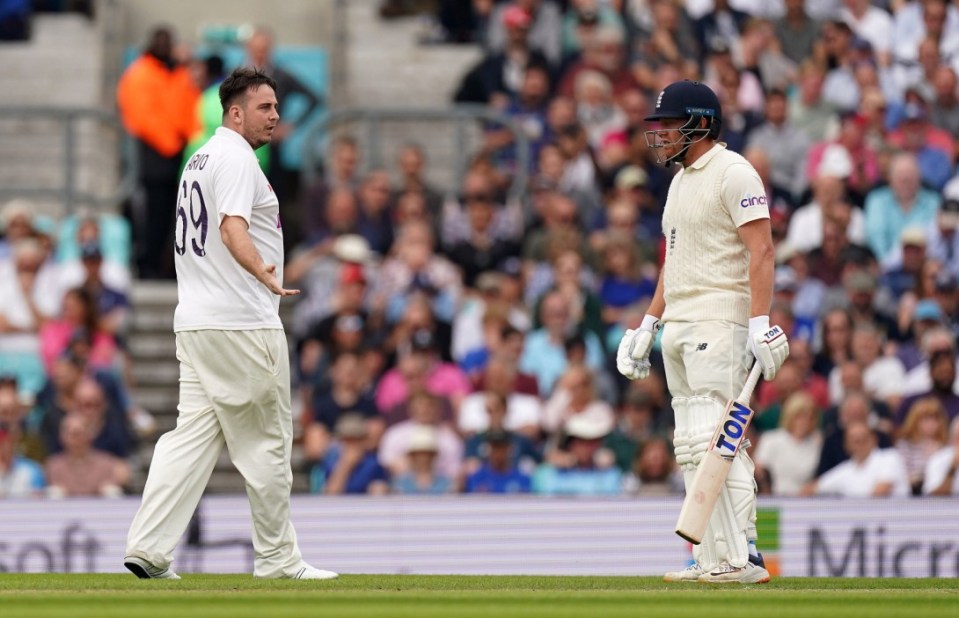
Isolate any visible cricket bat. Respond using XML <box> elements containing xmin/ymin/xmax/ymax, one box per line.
<box><xmin>675</xmin><ymin>362</ymin><xmax>763</xmax><ymax>545</ymax></box>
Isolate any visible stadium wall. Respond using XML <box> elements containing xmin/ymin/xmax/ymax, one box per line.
<box><xmin>1</xmin><ymin>497</ymin><xmax>958</xmax><ymax>577</ymax></box>
<box><xmin>113</xmin><ymin>0</ymin><xmax>335</xmax><ymax>48</ymax></box>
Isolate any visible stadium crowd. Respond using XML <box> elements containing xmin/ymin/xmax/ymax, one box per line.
<box><xmin>3</xmin><ymin>0</ymin><xmax>959</xmax><ymax>500</ymax></box>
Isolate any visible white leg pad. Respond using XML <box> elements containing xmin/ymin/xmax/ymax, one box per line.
<box><xmin>681</xmin><ymin>396</ymin><xmax>729</xmax><ymax>570</ymax></box>
<box><xmin>711</xmin><ymin>451</ymin><xmax>757</xmax><ymax>568</ymax></box>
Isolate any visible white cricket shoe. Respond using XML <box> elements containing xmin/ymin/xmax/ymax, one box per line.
<box><xmin>698</xmin><ymin>561</ymin><xmax>770</xmax><ymax>584</ymax></box>
<box><xmin>290</xmin><ymin>564</ymin><xmax>339</xmax><ymax>580</ymax></box>
<box><xmin>123</xmin><ymin>556</ymin><xmax>181</xmax><ymax>580</ymax></box>
<box><xmin>663</xmin><ymin>563</ymin><xmax>704</xmax><ymax>582</ymax></box>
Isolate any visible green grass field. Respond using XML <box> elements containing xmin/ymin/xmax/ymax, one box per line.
<box><xmin>1</xmin><ymin>575</ymin><xmax>957</xmax><ymax>618</ymax></box>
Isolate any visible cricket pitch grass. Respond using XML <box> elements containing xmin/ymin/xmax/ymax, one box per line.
<box><xmin>1</xmin><ymin>574</ymin><xmax>957</xmax><ymax>618</ymax></box>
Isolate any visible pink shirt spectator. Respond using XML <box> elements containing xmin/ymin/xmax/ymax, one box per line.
<box><xmin>805</xmin><ymin>141</ymin><xmax>880</xmax><ymax>193</ymax></box>
<box><xmin>39</xmin><ymin>321</ymin><xmax>117</xmax><ymax>374</ymax></box>
<box><xmin>375</xmin><ymin>362</ymin><xmax>472</xmax><ymax>415</ymax></box>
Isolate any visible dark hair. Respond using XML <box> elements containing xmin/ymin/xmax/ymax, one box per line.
<box><xmin>219</xmin><ymin>67</ymin><xmax>277</xmax><ymax>114</ymax></box>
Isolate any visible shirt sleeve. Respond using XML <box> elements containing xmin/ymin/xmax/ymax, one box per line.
<box><xmin>212</xmin><ymin>150</ymin><xmax>259</xmax><ymax>225</ymax></box>
<box><xmin>721</xmin><ymin>162</ymin><xmax>770</xmax><ymax>228</ymax></box>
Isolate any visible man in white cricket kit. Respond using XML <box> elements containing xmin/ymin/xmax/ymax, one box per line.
<box><xmin>124</xmin><ymin>68</ymin><xmax>337</xmax><ymax>581</ymax></box>
<box><xmin>616</xmin><ymin>81</ymin><xmax>789</xmax><ymax>584</ymax></box>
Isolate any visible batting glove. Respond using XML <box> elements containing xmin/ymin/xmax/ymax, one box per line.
<box><xmin>747</xmin><ymin>315</ymin><xmax>790</xmax><ymax>381</ymax></box>
<box><xmin>616</xmin><ymin>314</ymin><xmax>661</xmax><ymax>380</ymax></box>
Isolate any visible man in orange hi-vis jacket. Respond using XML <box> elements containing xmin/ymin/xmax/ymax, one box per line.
<box><xmin>117</xmin><ymin>26</ymin><xmax>200</xmax><ymax>280</ymax></box>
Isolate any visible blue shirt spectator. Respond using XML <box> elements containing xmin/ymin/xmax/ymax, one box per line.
<box><xmin>864</xmin><ymin>154</ymin><xmax>940</xmax><ymax>263</ymax></box>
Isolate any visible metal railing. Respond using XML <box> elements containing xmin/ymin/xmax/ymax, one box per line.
<box><xmin>301</xmin><ymin>105</ymin><xmax>531</xmax><ymax>202</ymax></box>
<box><xmin>0</xmin><ymin>106</ymin><xmax>135</xmax><ymax>215</ymax></box>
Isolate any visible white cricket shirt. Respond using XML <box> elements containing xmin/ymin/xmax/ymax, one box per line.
<box><xmin>660</xmin><ymin>143</ymin><xmax>769</xmax><ymax>325</ymax></box>
<box><xmin>173</xmin><ymin>127</ymin><xmax>284</xmax><ymax>331</ymax></box>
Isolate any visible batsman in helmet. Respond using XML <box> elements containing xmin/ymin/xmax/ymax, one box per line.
<box><xmin>615</xmin><ymin>80</ymin><xmax>789</xmax><ymax>583</ymax></box>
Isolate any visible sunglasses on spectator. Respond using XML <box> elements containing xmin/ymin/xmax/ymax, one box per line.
<box><xmin>0</xmin><ymin>375</ymin><xmax>17</xmax><ymax>387</ymax></box>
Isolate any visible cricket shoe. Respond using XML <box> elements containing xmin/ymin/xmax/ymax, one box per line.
<box><xmin>698</xmin><ymin>559</ymin><xmax>770</xmax><ymax>584</ymax></box>
<box><xmin>663</xmin><ymin>562</ymin><xmax>704</xmax><ymax>582</ymax></box>
<box><xmin>123</xmin><ymin>556</ymin><xmax>181</xmax><ymax>580</ymax></box>
<box><xmin>289</xmin><ymin>564</ymin><xmax>339</xmax><ymax>580</ymax></box>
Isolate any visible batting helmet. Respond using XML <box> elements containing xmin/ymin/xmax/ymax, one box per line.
<box><xmin>644</xmin><ymin>80</ymin><xmax>723</xmax><ymax>165</ymax></box>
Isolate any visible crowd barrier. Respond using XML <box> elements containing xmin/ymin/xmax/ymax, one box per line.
<box><xmin>2</xmin><ymin>496</ymin><xmax>957</xmax><ymax>577</ymax></box>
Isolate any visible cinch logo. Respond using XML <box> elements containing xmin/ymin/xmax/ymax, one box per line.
<box><xmin>712</xmin><ymin>402</ymin><xmax>753</xmax><ymax>458</ymax></box>
<box><xmin>739</xmin><ymin>194</ymin><xmax>768</xmax><ymax>208</ymax></box>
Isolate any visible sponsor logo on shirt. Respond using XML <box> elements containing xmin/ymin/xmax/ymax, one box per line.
<box><xmin>740</xmin><ymin>194</ymin><xmax>767</xmax><ymax>208</ymax></box>
<box><xmin>276</xmin><ymin>213</ymin><xmax>282</xmax><ymax>229</ymax></box>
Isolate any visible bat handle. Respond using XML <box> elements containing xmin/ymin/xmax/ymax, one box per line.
<box><xmin>736</xmin><ymin>362</ymin><xmax>763</xmax><ymax>406</ymax></box>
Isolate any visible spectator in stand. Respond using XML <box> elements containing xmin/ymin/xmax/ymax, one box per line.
<box><xmin>464</xmin><ymin>427</ymin><xmax>533</xmax><ymax>494</ymax></box>
<box><xmin>458</xmin><ymin>351</ymin><xmax>543</xmax><ymax>439</ymax></box>
<box><xmin>532</xmin><ymin>248</ymin><xmax>604</xmax><ymax>340</ymax></box>
<box><xmin>898</xmin><ymin>337</ymin><xmax>959</xmax><ymax>423</ymax></box>
<box><xmin>603</xmin><ymin>388</ymin><xmax>668</xmax><ymax>473</ymax></box>
<box><xmin>483</xmin><ymin>63</ymin><xmax>552</xmax><ymax>175</ymax></box>
<box><xmin>541</xmin><ymin>363</ymin><xmax>614</xmax><ymax>438</ymax></box>
<box><xmin>393</xmin><ymin>142</ymin><xmax>443</xmax><ymax>219</ymax></box>
<box><xmin>519</xmin><ymin>290</ymin><xmax>605</xmax><ymax>395</ymax></box>
<box><xmin>818</xmin><ymin>20</ymin><xmax>862</xmax><ymax>113</ymax></box>
<box><xmin>286</xmin><ymin>234</ymin><xmax>377</xmax><ymax>340</ymax></box>
<box><xmin>463</xmin><ymin>388</ymin><xmax>540</xmax><ymax>466</ymax></box>
<box><xmin>313</xmin><ymin>413</ymin><xmax>389</xmax><ymax>496</ymax></box>
<box><xmin>54</xmin><ymin>215</ymin><xmax>132</xmax><ymax>293</ymax></box>
<box><xmin>922</xmin><ymin>416</ymin><xmax>959</xmax><ymax>495</ymax></box>
<box><xmin>456</xmin><ymin>3</ymin><xmax>553</xmax><ymax>105</ymax></box>
<box><xmin>597</xmin><ymin>230</ymin><xmax>656</xmax><ymax>332</ymax></box>
<box><xmin>775</xmin><ymin>0</ymin><xmax>821</xmax><ymax>65</ymax></box>
<box><xmin>246</xmin><ymin>26</ymin><xmax>322</xmax><ymax>247</ymax></box>
<box><xmin>891</xmin><ymin>0</ymin><xmax>959</xmax><ymax>68</ymax></box>
<box><xmin>805</xmin><ymin>217</ymin><xmax>872</xmax><ymax>288</ymax></box>
<box><xmin>391</xmin><ymin>425</ymin><xmax>453</xmax><ymax>495</ymax></box>
<box><xmin>383</xmin><ymin>293</ymin><xmax>453</xmax><ymax>365</ymax></box>
<box><xmin>45</xmin><ymin>414</ymin><xmax>129</xmax><ymax>498</ymax></box>
<box><xmin>841</xmin><ymin>0</ymin><xmax>893</xmax><ymax>67</ymax></box>
<box><xmin>379</xmin><ymin>389</ymin><xmax>463</xmax><ymax>479</ymax></box>
<box><xmin>881</xmin><ymin>232</ymin><xmax>935</xmax><ymax>324</ymax></box>
<box><xmin>117</xmin><ymin>26</ymin><xmax>199</xmax><ymax>279</ymax></box>
<box><xmin>533</xmin><ymin>412</ymin><xmax>620</xmax><ymax>496</ymax></box>
<box><xmin>373</xmin><ymin>220</ymin><xmax>462</xmax><ymax>325</ymax></box>
<box><xmin>864</xmin><ymin>152</ymin><xmax>941</xmax><ymax>264</ymax></box>
<box><xmin>805</xmin><ymin>112</ymin><xmax>880</xmax><ymax>206</ymax></box>
<box><xmin>816</xmin><ymin>390</ymin><xmax>895</xmax><ymax>477</ymax></box>
<box><xmin>559</xmin><ymin>24</ymin><xmax>637</xmax><ymax>98</ymax></box>
<box><xmin>754</xmin><ymin>392</ymin><xmax>822</xmax><ymax>496</ymax></box>
<box><xmin>66</xmin><ymin>242</ymin><xmax>130</xmax><ymax>336</ymax></box>
<box><xmin>486</xmin><ymin>0</ymin><xmax>562</xmax><ymax>68</ymax></box>
<box><xmin>375</xmin><ymin>329</ymin><xmax>471</xmax><ymax>422</ymax></box>
<box><xmin>886</xmin><ymin>101</ymin><xmax>954</xmax><ymax>191</ymax></box>
<box><xmin>622</xmin><ymin>436</ymin><xmax>682</xmax><ymax>496</ymax></box>
<box><xmin>443</xmin><ymin>188</ymin><xmax>522</xmax><ymax>289</ymax></box>
<box><xmin>442</xmin><ymin>168</ymin><xmax>523</xmax><ymax>251</ymax></box>
<box><xmin>354</xmin><ymin>170</ymin><xmax>395</xmax><ymax>257</ymax></box>
<box><xmin>804</xmin><ymin>420</ymin><xmax>911</xmax><ymax>497</ymax></box>
<box><xmin>896</xmin><ymin>396</ymin><xmax>949</xmax><ymax>494</ymax></box>
<box><xmin>0</xmin><ymin>238</ymin><xmax>62</xmax><ymax>395</ymax></box>
<box><xmin>629</xmin><ymin>0</ymin><xmax>699</xmax><ymax>91</ymax></box>
<box><xmin>303</xmin><ymin>351</ymin><xmax>381</xmax><ymax>469</ymax></box>
<box><xmin>0</xmin><ymin>390</ymin><xmax>44</xmax><ymax>498</ymax></box>
<box><xmin>929</xmin><ymin>65</ymin><xmax>959</xmax><ymax>141</ymax></box>
<box><xmin>832</xmin><ymin>322</ymin><xmax>906</xmax><ymax>411</ymax></box>
<box><xmin>39</xmin><ymin>287</ymin><xmax>118</xmax><ymax>376</ymax></box>
<box><xmin>787</xmin><ymin>145</ymin><xmax>865</xmax><ymax>254</ymax></box>
<box><xmin>812</xmin><ymin>307</ymin><xmax>853</xmax><ymax>378</ymax></box>
<box><xmin>745</xmin><ymin>88</ymin><xmax>810</xmax><ymax>203</ymax></box>
<box><xmin>452</xmin><ymin>264</ymin><xmax>531</xmax><ymax>366</ymax></box>
<box><xmin>789</xmin><ymin>61</ymin><xmax>838</xmax><ymax>143</ymax></box>
<box><xmin>927</xmin><ymin>187</ymin><xmax>959</xmax><ymax>278</ymax></box>
<box><xmin>0</xmin><ymin>199</ymin><xmax>37</xmax><ymax>262</ymax></box>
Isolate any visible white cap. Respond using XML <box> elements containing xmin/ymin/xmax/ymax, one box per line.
<box><xmin>332</xmin><ymin>234</ymin><xmax>372</xmax><ymax>263</ymax></box>
<box><xmin>564</xmin><ymin>410</ymin><xmax>614</xmax><ymax>440</ymax></box>
<box><xmin>818</xmin><ymin>144</ymin><xmax>852</xmax><ymax>180</ymax></box>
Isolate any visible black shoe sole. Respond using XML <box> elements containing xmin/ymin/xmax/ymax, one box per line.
<box><xmin>124</xmin><ymin>560</ymin><xmax>151</xmax><ymax>579</ymax></box>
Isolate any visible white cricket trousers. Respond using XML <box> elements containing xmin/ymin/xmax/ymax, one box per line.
<box><xmin>126</xmin><ymin>329</ymin><xmax>304</xmax><ymax>578</ymax></box>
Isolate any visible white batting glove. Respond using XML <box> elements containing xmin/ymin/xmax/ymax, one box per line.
<box><xmin>747</xmin><ymin>315</ymin><xmax>789</xmax><ymax>381</ymax></box>
<box><xmin>616</xmin><ymin>314</ymin><xmax>661</xmax><ymax>380</ymax></box>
